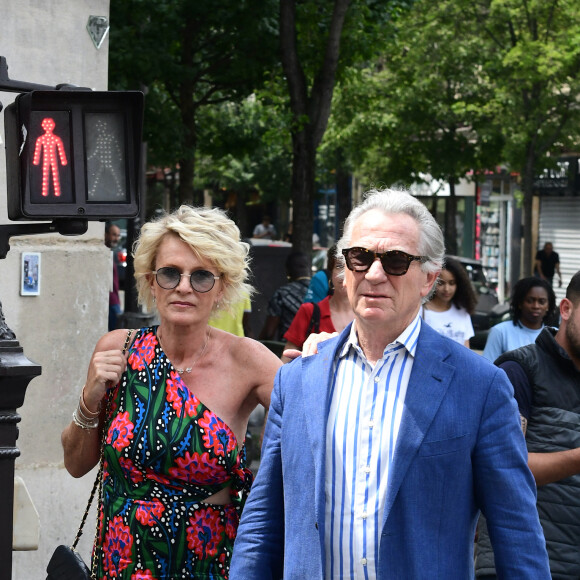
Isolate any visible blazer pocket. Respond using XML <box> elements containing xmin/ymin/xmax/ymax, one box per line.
<box><xmin>417</xmin><ymin>433</ymin><xmax>470</xmax><ymax>457</ymax></box>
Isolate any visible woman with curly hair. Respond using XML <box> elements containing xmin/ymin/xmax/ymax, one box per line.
<box><xmin>61</xmin><ymin>206</ymin><xmax>282</xmax><ymax>579</ymax></box>
<box><xmin>482</xmin><ymin>276</ymin><xmax>556</xmax><ymax>362</ymax></box>
<box><xmin>422</xmin><ymin>256</ymin><xmax>478</xmax><ymax>347</ymax></box>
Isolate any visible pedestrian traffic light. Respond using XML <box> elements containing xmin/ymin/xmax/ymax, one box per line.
<box><xmin>4</xmin><ymin>90</ymin><xmax>144</xmax><ymax>221</ymax></box>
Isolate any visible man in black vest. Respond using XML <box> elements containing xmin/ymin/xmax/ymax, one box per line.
<box><xmin>476</xmin><ymin>271</ymin><xmax>580</xmax><ymax>579</ymax></box>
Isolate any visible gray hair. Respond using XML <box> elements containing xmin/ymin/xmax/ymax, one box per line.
<box><xmin>336</xmin><ymin>187</ymin><xmax>445</xmax><ymax>300</ymax></box>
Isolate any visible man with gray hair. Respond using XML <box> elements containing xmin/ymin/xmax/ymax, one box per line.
<box><xmin>231</xmin><ymin>187</ymin><xmax>550</xmax><ymax>579</ymax></box>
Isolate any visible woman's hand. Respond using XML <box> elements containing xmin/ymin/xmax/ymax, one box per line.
<box><xmin>83</xmin><ymin>348</ymin><xmax>128</xmax><ymax>412</ymax></box>
<box><xmin>283</xmin><ymin>331</ymin><xmax>338</xmax><ymax>361</ymax></box>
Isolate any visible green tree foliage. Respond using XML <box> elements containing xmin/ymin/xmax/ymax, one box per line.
<box><xmin>467</xmin><ymin>0</ymin><xmax>580</xmax><ymax>274</ymax></box>
<box><xmin>278</xmin><ymin>0</ymin><xmax>412</xmax><ymax>256</ymax></box>
<box><xmin>323</xmin><ymin>0</ymin><xmax>580</xmax><ymax>263</ymax></box>
<box><xmin>108</xmin><ymin>0</ymin><xmax>279</xmax><ymax>205</ymax></box>
<box><xmin>195</xmin><ymin>96</ymin><xmax>292</xmax><ymax>236</ymax></box>
<box><xmin>322</xmin><ymin>1</ymin><xmax>504</xmax><ymax>253</ymax></box>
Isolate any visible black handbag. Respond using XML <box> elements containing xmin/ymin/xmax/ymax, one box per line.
<box><xmin>46</xmin><ymin>329</ymin><xmax>133</xmax><ymax>580</ymax></box>
<box><xmin>46</xmin><ymin>453</ymin><xmax>101</xmax><ymax>580</ymax></box>
<box><xmin>45</xmin><ymin>418</ymin><xmax>105</xmax><ymax>580</ymax></box>
<box><xmin>46</xmin><ymin>545</ymin><xmax>90</xmax><ymax>580</ymax></box>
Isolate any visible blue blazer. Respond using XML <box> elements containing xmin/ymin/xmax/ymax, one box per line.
<box><xmin>230</xmin><ymin>322</ymin><xmax>550</xmax><ymax>579</ymax></box>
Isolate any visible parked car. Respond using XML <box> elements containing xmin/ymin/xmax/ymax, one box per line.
<box><xmin>447</xmin><ymin>255</ymin><xmax>509</xmax><ymax>349</ymax></box>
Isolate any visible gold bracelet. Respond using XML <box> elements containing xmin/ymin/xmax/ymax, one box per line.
<box><xmin>80</xmin><ymin>386</ymin><xmax>101</xmax><ymax>417</ymax></box>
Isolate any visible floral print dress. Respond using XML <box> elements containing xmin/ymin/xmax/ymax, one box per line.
<box><xmin>93</xmin><ymin>327</ymin><xmax>253</xmax><ymax>579</ymax></box>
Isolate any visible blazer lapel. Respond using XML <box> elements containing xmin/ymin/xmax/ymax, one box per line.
<box><xmin>382</xmin><ymin>326</ymin><xmax>455</xmax><ymax>525</ymax></box>
<box><xmin>299</xmin><ymin>326</ymin><xmax>351</xmax><ymax>531</ymax></box>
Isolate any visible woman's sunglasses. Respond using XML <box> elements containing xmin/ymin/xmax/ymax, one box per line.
<box><xmin>152</xmin><ymin>267</ymin><xmax>220</xmax><ymax>293</ymax></box>
<box><xmin>341</xmin><ymin>247</ymin><xmax>428</xmax><ymax>276</ymax></box>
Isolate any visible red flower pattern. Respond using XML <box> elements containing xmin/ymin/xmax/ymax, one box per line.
<box><xmin>187</xmin><ymin>507</ymin><xmax>223</xmax><ymax>559</ymax></box>
<box><xmin>224</xmin><ymin>508</ymin><xmax>239</xmax><ymax>540</ymax></box>
<box><xmin>107</xmin><ymin>411</ymin><xmax>135</xmax><ymax>451</ymax></box>
<box><xmin>131</xmin><ymin>571</ymin><xmax>157</xmax><ymax>580</ymax></box>
<box><xmin>166</xmin><ymin>372</ymin><xmax>198</xmax><ymax>417</ymax></box>
<box><xmin>103</xmin><ymin>516</ymin><xmax>134</xmax><ymax>577</ymax></box>
<box><xmin>96</xmin><ymin>328</ymin><xmax>251</xmax><ymax>577</ymax></box>
<box><xmin>143</xmin><ymin>467</ymin><xmax>175</xmax><ymax>488</ymax></box>
<box><xmin>199</xmin><ymin>410</ymin><xmax>237</xmax><ymax>457</ymax></box>
<box><xmin>128</xmin><ymin>332</ymin><xmax>157</xmax><ymax>371</ymax></box>
<box><xmin>119</xmin><ymin>457</ymin><xmax>144</xmax><ymax>485</ymax></box>
<box><xmin>135</xmin><ymin>498</ymin><xmax>165</xmax><ymax>526</ymax></box>
<box><xmin>168</xmin><ymin>451</ymin><xmax>228</xmax><ymax>485</ymax></box>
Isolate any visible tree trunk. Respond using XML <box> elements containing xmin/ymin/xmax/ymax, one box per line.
<box><xmin>335</xmin><ymin>150</ymin><xmax>352</xmax><ymax>237</ymax></box>
<box><xmin>279</xmin><ymin>0</ymin><xmax>351</xmax><ymax>260</ymax></box>
<box><xmin>290</xmin><ymin>131</ymin><xmax>316</xmax><ymax>258</ymax></box>
<box><xmin>521</xmin><ymin>150</ymin><xmax>536</xmax><ymax>278</ymax></box>
<box><xmin>235</xmin><ymin>190</ymin><xmax>250</xmax><ymax>239</ymax></box>
<box><xmin>445</xmin><ymin>177</ymin><xmax>458</xmax><ymax>255</ymax></box>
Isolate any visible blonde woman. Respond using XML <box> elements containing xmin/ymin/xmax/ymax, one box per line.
<box><xmin>61</xmin><ymin>206</ymin><xmax>281</xmax><ymax>579</ymax></box>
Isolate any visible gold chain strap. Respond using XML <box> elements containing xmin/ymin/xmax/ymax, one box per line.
<box><xmin>68</xmin><ymin>329</ymin><xmax>134</xmax><ymax>578</ymax></box>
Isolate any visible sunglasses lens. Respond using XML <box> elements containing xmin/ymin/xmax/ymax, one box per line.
<box><xmin>346</xmin><ymin>248</ymin><xmax>373</xmax><ymax>270</ymax></box>
<box><xmin>381</xmin><ymin>252</ymin><xmax>410</xmax><ymax>276</ymax></box>
<box><xmin>190</xmin><ymin>270</ymin><xmax>216</xmax><ymax>293</ymax></box>
<box><xmin>156</xmin><ymin>267</ymin><xmax>181</xmax><ymax>289</ymax></box>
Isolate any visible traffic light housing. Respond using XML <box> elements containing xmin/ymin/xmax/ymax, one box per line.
<box><xmin>4</xmin><ymin>90</ymin><xmax>144</xmax><ymax>221</ymax></box>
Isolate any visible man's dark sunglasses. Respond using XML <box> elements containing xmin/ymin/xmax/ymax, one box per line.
<box><xmin>341</xmin><ymin>247</ymin><xmax>428</xmax><ymax>276</ymax></box>
<box><xmin>152</xmin><ymin>267</ymin><xmax>220</xmax><ymax>293</ymax></box>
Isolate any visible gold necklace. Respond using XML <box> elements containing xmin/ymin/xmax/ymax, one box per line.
<box><xmin>158</xmin><ymin>326</ymin><xmax>212</xmax><ymax>374</ymax></box>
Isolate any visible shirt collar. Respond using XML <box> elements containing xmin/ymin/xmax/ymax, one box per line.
<box><xmin>339</xmin><ymin>311</ymin><xmax>423</xmax><ymax>361</ymax></box>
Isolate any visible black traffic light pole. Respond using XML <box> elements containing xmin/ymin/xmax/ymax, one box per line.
<box><xmin>0</xmin><ymin>56</ymin><xmax>79</xmax><ymax>580</ymax></box>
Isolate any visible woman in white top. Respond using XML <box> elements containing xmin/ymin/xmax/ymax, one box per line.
<box><xmin>423</xmin><ymin>256</ymin><xmax>478</xmax><ymax>347</ymax></box>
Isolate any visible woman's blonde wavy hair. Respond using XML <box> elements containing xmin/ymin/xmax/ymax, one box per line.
<box><xmin>133</xmin><ymin>206</ymin><xmax>252</xmax><ymax>314</ymax></box>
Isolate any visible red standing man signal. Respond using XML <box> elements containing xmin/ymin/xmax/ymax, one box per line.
<box><xmin>32</xmin><ymin>117</ymin><xmax>68</xmax><ymax>197</ymax></box>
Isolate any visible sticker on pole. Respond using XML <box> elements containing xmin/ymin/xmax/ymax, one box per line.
<box><xmin>87</xmin><ymin>16</ymin><xmax>110</xmax><ymax>50</ymax></box>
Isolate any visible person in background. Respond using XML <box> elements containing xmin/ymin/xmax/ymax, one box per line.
<box><xmin>535</xmin><ymin>241</ymin><xmax>562</xmax><ymax>287</ymax></box>
<box><xmin>252</xmin><ymin>215</ymin><xmax>277</xmax><ymax>240</ymax></box>
<box><xmin>105</xmin><ymin>222</ymin><xmax>122</xmax><ymax>331</ymax></box>
<box><xmin>422</xmin><ymin>256</ymin><xmax>477</xmax><ymax>347</ymax></box>
<box><xmin>259</xmin><ymin>252</ymin><xmax>311</xmax><ymax>341</ymax></box>
<box><xmin>230</xmin><ymin>187</ymin><xmax>550</xmax><ymax>579</ymax></box>
<box><xmin>303</xmin><ymin>245</ymin><xmax>335</xmax><ymax>304</ymax></box>
<box><xmin>209</xmin><ymin>293</ymin><xmax>253</xmax><ymax>338</ymax></box>
<box><xmin>62</xmin><ymin>206</ymin><xmax>281</xmax><ymax>579</ymax></box>
<box><xmin>476</xmin><ymin>271</ymin><xmax>580</xmax><ymax>578</ymax></box>
<box><xmin>281</xmin><ymin>247</ymin><xmax>353</xmax><ymax>362</ymax></box>
<box><xmin>482</xmin><ymin>277</ymin><xmax>556</xmax><ymax>362</ymax></box>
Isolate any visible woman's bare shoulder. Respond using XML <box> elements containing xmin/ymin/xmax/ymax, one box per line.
<box><xmin>216</xmin><ymin>332</ymin><xmax>282</xmax><ymax>370</ymax></box>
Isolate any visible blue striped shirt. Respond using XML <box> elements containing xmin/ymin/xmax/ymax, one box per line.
<box><xmin>324</xmin><ymin>313</ymin><xmax>422</xmax><ymax>579</ymax></box>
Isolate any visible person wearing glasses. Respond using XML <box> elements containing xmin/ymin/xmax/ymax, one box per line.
<box><xmin>230</xmin><ymin>188</ymin><xmax>549</xmax><ymax>579</ymax></box>
<box><xmin>61</xmin><ymin>206</ymin><xmax>282</xmax><ymax>579</ymax></box>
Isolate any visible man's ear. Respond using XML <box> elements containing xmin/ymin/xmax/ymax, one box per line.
<box><xmin>422</xmin><ymin>269</ymin><xmax>440</xmax><ymax>297</ymax></box>
<box><xmin>560</xmin><ymin>297</ymin><xmax>573</xmax><ymax>322</ymax></box>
